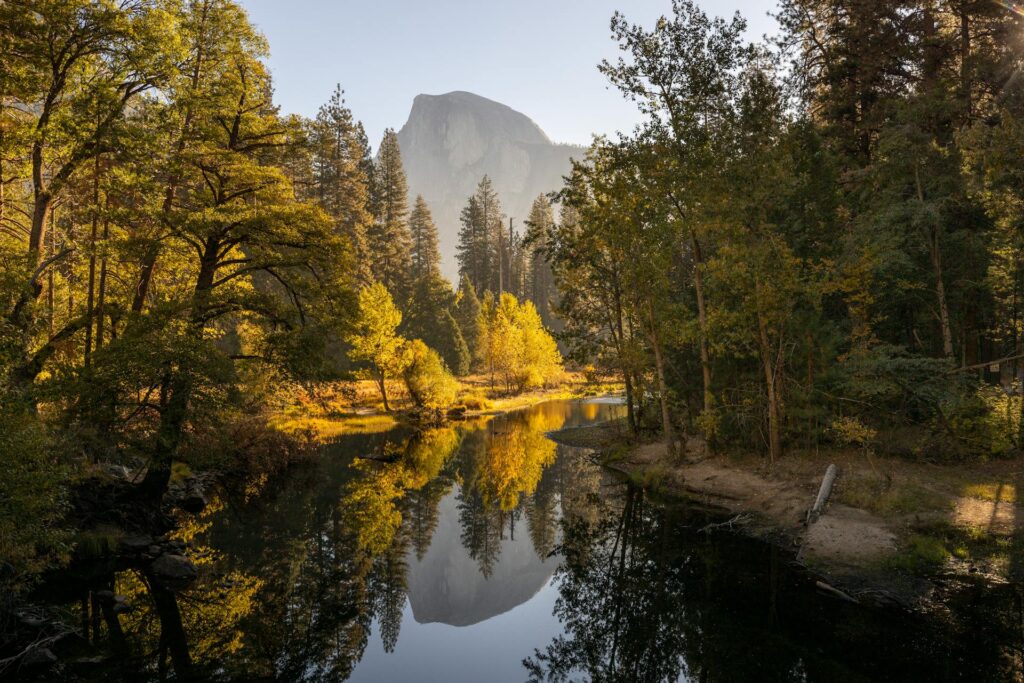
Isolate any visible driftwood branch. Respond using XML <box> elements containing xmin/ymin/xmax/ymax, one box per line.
<box><xmin>806</xmin><ymin>463</ymin><xmax>838</xmax><ymax>525</ymax></box>
<box><xmin>815</xmin><ymin>580</ymin><xmax>859</xmax><ymax>604</ymax></box>
<box><xmin>698</xmin><ymin>513</ymin><xmax>751</xmax><ymax>534</ymax></box>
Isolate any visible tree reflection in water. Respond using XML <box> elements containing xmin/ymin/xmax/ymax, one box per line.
<box><xmin>526</xmin><ymin>481</ymin><xmax>1024</xmax><ymax>682</ymax></box>
<box><xmin>33</xmin><ymin>399</ymin><xmax>1021</xmax><ymax>683</ymax></box>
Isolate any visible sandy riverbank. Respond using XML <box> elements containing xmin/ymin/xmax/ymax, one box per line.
<box><xmin>550</xmin><ymin>419</ymin><xmax>1024</xmax><ymax>606</ymax></box>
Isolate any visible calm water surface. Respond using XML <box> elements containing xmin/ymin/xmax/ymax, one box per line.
<box><xmin>28</xmin><ymin>399</ymin><xmax>1024</xmax><ymax>681</ymax></box>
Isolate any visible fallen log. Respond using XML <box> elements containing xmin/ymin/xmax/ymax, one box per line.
<box><xmin>815</xmin><ymin>580</ymin><xmax>859</xmax><ymax>604</ymax></box>
<box><xmin>806</xmin><ymin>463</ymin><xmax>838</xmax><ymax>525</ymax></box>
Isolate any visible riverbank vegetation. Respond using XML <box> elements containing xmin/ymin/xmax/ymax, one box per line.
<box><xmin>6</xmin><ymin>0</ymin><xmax>1024</xmax><ymax>670</ymax></box>
<box><xmin>536</xmin><ymin>0</ymin><xmax>1024</xmax><ymax>598</ymax></box>
<box><xmin>547</xmin><ymin>1</ymin><xmax>1024</xmax><ymax>466</ymax></box>
<box><xmin>0</xmin><ymin>0</ymin><xmax>564</xmax><ymax>599</ymax></box>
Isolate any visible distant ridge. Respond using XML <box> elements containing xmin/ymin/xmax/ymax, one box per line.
<box><xmin>397</xmin><ymin>91</ymin><xmax>584</xmax><ymax>281</ymax></box>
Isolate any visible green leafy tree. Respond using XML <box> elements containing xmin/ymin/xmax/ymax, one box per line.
<box><xmin>129</xmin><ymin>4</ymin><xmax>356</xmax><ymax>495</ymax></box>
<box><xmin>477</xmin><ymin>292</ymin><xmax>563</xmax><ymax>393</ymax></box>
<box><xmin>455</xmin><ymin>274</ymin><xmax>482</xmax><ymax>361</ymax></box>
<box><xmin>0</xmin><ymin>0</ymin><xmax>183</xmax><ymax>392</ymax></box>
<box><xmin>402</xmin><ymin>339</ymin><xmax>459</xmax><ymax>411</ymax></box>
<box><xmin>347</xmin><ymin>283</ymin><xmax>410</xmax><ymax>412</ymax></box>
<box><xmin>601</xmin><ymin>0</ymin><xmax>748</xmax><ymax>434</ymax></box>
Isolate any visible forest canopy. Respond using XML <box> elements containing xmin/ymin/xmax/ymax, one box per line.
<box><xmin>545</xmin><ymin>0</ymin><xmax>1024</xmax><ymax>463</ymax></box>
<box><xmin>0</xmin><ymin>0</ymin><xmax>562</xmax><ymax>591</ymax></box>
<box><xmin>4</xmin><ymin>0</ymin><xmax>1024</xmax><ymax>623</ymax></box>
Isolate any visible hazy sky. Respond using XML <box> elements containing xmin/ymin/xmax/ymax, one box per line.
<box><xmin>237</xmin><ymin>0</ymin><xmax>780</xmax><ymax>147</ymax></box>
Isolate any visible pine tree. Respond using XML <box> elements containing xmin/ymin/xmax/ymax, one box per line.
<box><xmin>457</xmin><ymin>195</ymin><xmax>484</xmax><ymax>291</ymax></box>
<box><xmin>457</xmin><ymin>176</ymin><xmax>503</xmax><ymax>295</ymax></box>
<box><xmin>311</xmin><ymin>85</ymin><xmax>373</xmax><ymax>283</ymax></box>
<box><xmin>454</xmin><ymin>275</ymin><xmax>482</xmax><ymax>362</ymax></box>
<box><xmin>402</xmin><ymin>194</ymin><xmax>466</xmax><ymax>372</ymax></box>
<box><xmin>409</xmin><ymin>195</ymin><xmax>442</xmax><ymax>282</ymax></box>
<box><xmin>524</xmin><ymin>195</ymin><xmax>557</xmax><ymax>327</ymax></box>
<box><xmin>441</xmin><ymin>309</ymin><xmax>471</xmax><ymax>376</ymax></box>
<box><xmin>369</xmin><ymin>129</ymin><xmax>413</xmax><ymax>299</ymax></box>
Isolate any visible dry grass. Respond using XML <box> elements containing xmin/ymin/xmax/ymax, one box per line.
<box><xmin>962</xmin><ymin>482</ymin><xmax>1018</xmax><ymax>503</ymax></box>
<box><xmin>269</xmin><ymin>413</ymin><xmax>399</xmax><ymax>441</ymax></box>
<box><xmin>269</xmin><ymin>371</ymin><xmax>622</xmax><ymax>438</ymax></box>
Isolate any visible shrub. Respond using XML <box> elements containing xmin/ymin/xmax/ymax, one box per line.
<box><xmin>0</xmin><ymin>407</ymin><xmax>69</xmax><ymax>593</ymax></box>
<box><xmin>402</xmin><ymin>340</ymin><xmax>459</xmax><ymax>411</ymax></box>
<box><xmin>458</xmin><ymin>390</ymin><xmax>492</xmax><ymax>411</ymax></box>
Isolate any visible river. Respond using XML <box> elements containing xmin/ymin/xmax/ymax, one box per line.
<box><xmin>26</xmin><ymin>399</ymin><xmax>1024</xmax><ymax>681</ymax></box>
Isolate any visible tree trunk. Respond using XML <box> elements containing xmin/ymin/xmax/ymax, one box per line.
<box><xmin>623</xmin><ymin>370</ymin><xmax>637</xmax><ymax>435</ymax></box>
<box><xmin>691</xmin><ymin>232</ymin><xmax>713</xmax><ymax>417</ymax></box>
<box><xmin>47</xmin><ymin>208</ymin><xmax>55</xmax><ymax>336</ymax></box>
<box><xmin>84</xmin><ymin>155</ymin><xmax>100</xmax><ymax>366</ymax></box>
<box><xmin>646</xmin><ymin>303</ymin><xmax>674</xmax><ymax>455</ymax></box>
<box><xmin>139</xmin><ymin>238</ymin><xmax>219</xmax><ymax>499</ymax></box>
<box><xmin>931</xmin><ymin>235</ymin><xmax>955</xmax><ymax>359</ymax></box>
<box><xmin>379</xmin><ymin>374</ymin><xmax>391</xmax><ymax>413</ymax></box>
<box><xmin>96</xmin><ymin>216</ymin><xmax>109</xmax><ymax>349</ymax></box>
<box><xmin>611</xmin><ymin>278</ymin><xmax>637</xmax><ymax>434</ymax></box>
<box><xmin>807</xmin><ymin>463</ymin><xmax>839</xmax><ymax>524</ymax></box>
<box><xmin>139</xmin><ymin>374</ymin><xmax>191</xmax><ymax>499</ymax></box>
<box><xmin>7</xmin><ymin>192</ymin><xmax>53</xmax><ymax>335</ymax></box>
<box><xmin>757</xmin><ymin>301</ymin><xmax>782</xmax><ymax>464</ymax></box>
<box><xmin>10</xmin><ymin>132</ymin><xmax>57</xmax><ymax>334</ymax></box>
<box><xmin>915</xmin><ymin>164</ymin><xmax>954</xmax><ymax>359</ymax></box>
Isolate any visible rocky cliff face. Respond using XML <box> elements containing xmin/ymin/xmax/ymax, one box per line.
<box><xmin>396</xmin><ymin>91</ymin><xmax>584</xmax><ymax>281</ymax></box>
<box><xmin>404</xmin><ymin>490</ymin><xmax>557</xmax><ymax>627</ymax></box>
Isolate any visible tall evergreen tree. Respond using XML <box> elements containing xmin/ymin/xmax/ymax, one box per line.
<box><xmin>457</xmin><ymin>176</ymin><xmax>503</xmax><ymax>295</ymax></box>
<box><xmin>524</xmin><ymin>195</ymin><xmax>557</xmax><ymax>328</ymax></box>
<box><xmin>369</xmin><ymin>129</ymin><xmax>413</xmax><ymax>299</ymax></box>
<box><xmin>409</xmin><ymin>195</ymin><xmax>442</xmax><ymax>282</ymax></box>
<box><xmin>455</xmin><ymin>274</ymin><xmax>482</xmax><ymax>362</ymax></box>
<box><xmin>310</xmin><ymin>85</ymin><xmax>373</xmax><ymax>284</ymax></box>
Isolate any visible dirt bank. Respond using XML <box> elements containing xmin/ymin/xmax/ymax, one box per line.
<box><xmin>551</xmin><ymin>420</ymin><xmax>1024</xmax><ymax>606</ymax></box>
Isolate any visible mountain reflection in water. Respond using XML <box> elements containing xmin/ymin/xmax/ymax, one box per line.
<box><xmin>26</xmin><ymin>399</ymin><xmax>1024</xmax><ymax>682</ymax></box>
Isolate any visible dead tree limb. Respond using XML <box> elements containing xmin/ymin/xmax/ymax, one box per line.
<box><xmin>806</xmin><ymin>463</ymin><xmax>838</xmax><ymax>525</ymax></box>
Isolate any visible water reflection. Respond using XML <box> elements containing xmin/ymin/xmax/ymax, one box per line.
<box><xmin>527</xmin><ymin>484</ymin><xmax>1024</xmax><ymax>683</ymax></box>
<box><xmin>24</xmin><ymin>398</ymin><xmax>1024</xmax><ymax>682</ymax></box>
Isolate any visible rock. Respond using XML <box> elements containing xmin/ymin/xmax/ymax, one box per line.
<box><xmin>396</xmin><ymin>91</ymin><xmax>582</xmax><ymax>280</ymax></box>
<box><xmin>113</xmin><ymin>594</ymin><xmax>128</xmax><ymax>603</ymax></box>
<box><xmin>120</xmin><ymin>535</ymin><xmax>153</xmax><ymax>552</ymax></box>
<box><xmin>112</xmin><ymin>602</ymin><xmax>132</xmax><ymax>614</ymax></box>
<box><xmin>102</xmin><ymin>464</ymin><xmax>132</xmax><ymax>481</ymax></box>
<box><xmin>150</xmin><ymin>554</ymin><xmax>198</xmax><ymax>587</ymax></box>
<box><xmin>180</xmin><ymin>490</ymin><xmax>207</xmax><ymax>514</ymax></box>
<box><xmin>23</xmin><ymin>648</ymin><xmax>57</xmax><ymax>667</ymax></box>
<box><xmin>94</xmin><ymin>590</ymin><xmax>114</xmax><ymax>602</ymax></box>
<box><xmin>70</xmin><ymin>655</ymin><xmax>105</xmax><ymax>669</ymax></box>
